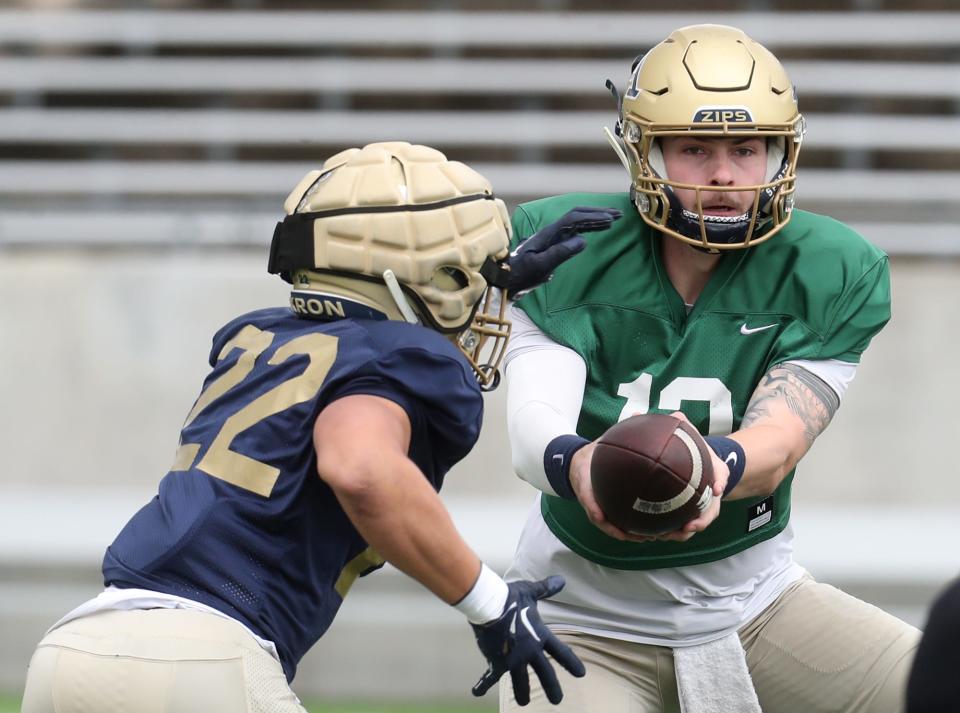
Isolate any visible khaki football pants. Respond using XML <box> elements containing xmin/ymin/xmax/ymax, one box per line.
<box><xmin>21</xmin><ymin>608</ymin><xmax>307</xmax><ymax>713</ymax></box>
<box><xmin>500</xmin><ymin>576</ymin><xmax>921</xmax><ymax>713</ymax></box>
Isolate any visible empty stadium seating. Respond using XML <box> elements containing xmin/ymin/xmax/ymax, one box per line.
<box><xmin>1</xmin><ymin>7</ymin><xmax>958</xmax><ymax>254</ymax></box>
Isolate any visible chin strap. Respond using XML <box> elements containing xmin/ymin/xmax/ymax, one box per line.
<box><xmin>603</xmin><ymin>126</ymin><xmax>630</xmax><ymax>174</ymax></box>
<box><xmin>382</xmin><ymin>269</ymin><xmax>421</xmax><ymax>325</ymax></box>
<box><xmin>663</xmin><ymin>188</ymin><xmax>756</xmax><ymax>247</ymax></box>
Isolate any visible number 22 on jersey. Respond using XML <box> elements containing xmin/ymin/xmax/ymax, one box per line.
<box><xmin>170</xmin><ymin>324</ymin><xmax>338</xmax><ymax>497</ymax></box>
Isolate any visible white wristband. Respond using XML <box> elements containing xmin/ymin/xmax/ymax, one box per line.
<box><xmin>453</xmin><ymin>563</ymin><xmax>510</xmax><ymax>625</ymax></box>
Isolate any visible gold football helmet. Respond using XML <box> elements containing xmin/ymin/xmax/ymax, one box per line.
<box><xmin>606</xmin><ymin>24</ymin><xmax>805</xmax><ymax>250</ymax></box>
<box><xmin>268</xmin><ymin>141</ymin><xmax>513</xmax><ymax>389</ymax></box>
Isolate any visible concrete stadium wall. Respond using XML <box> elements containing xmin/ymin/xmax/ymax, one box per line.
<box><xmin>3</xmin><ymin>250</ymin><xmax>957</xmax><ymax>501</ymax></box>
<box><xmin>1</xmin><ymin>249</ymin><xmax>958</xmax><ymax>701</ymax></box>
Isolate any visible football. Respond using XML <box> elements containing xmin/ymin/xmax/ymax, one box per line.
<box><xmin>590</xmin><ymin>414</ymin><xmax>715</xmax><ymax>536</ymax></box>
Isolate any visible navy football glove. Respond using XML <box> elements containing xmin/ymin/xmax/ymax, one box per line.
<box><xmin>483</xmin><ymin>206</ymin><xmax>622</xmax><ymax>296</ymax></box>
<box><xmin>470</xmin><ymin>576</ymin><xmax>586</xmax><ymax>705</ymax></box>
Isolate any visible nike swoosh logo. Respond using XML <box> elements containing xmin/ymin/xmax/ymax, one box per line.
<box><xmin>740</xmin><ymin>323</ymin><xmax>777</xmax><ymax>335</ymax></box>
<box><xmin>519</xmin><ymin>606</ymin><xmax>542</xmax><ymax>642</ymax></box>
<box><xmin>725</xmin><ymin>452</ymin><xmax>739</xmax><ymax>467</ymax></box>
<box><xmin>552</xmin><ymin>454</ymin><xmax>564</xmax><ymax>467</ymax></box>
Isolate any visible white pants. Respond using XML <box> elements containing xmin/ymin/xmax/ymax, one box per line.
<box><xmin>21</xmin><ymin>608</ymin><xmax>306</xmax><ymax>713</ymax></box>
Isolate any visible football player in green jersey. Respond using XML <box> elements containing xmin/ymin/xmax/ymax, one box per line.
<box><xmin>500</xmin><ymin>25</ymin><xmax>920</xmax><ymax>713</ymax></box>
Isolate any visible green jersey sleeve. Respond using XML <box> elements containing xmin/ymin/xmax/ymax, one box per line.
<box><xmin>818</xmin><ymin>255</ymin><xmax>891</xmax><ymax>363</ymax></box>
<box><xmin>510</xmin><ymin>204</ymin><xmax>538</xmax><ymax>248</ymax></box>
<box><xmin>767</xmin><ymin>253</ymin><xmax>891</xmax><ymax>367</ymax></box>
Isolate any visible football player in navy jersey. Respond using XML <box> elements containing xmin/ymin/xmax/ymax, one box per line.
<box><xmin>21</xmin><ymin>142</ymin><xmax>621</xmax><ymax>713</ymax></box>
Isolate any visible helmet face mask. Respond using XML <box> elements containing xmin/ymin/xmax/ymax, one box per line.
<box><xmin>613</xmin><ymin>24</ymin><xmax>805</xmax><ymax>251</ymax></box>
<box><xmin>268</xmin><ymin>141</ymin><xmax>513</xmax><ymax>389</ymax></box>
<box><xmin>456</xmin><ymin>287</ymin><xmax>511</xmax><ymax>392</ymax></box>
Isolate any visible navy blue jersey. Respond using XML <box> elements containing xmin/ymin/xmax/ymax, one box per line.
<box><xmin>103</xmin><ymin>308</ymin><xmax>483</xmax><ymax>681</ymax></box>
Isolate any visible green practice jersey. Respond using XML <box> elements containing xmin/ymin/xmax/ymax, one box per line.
<box><xmin>512</xmin><ymin>193</ymin><xmax>890</xmax><ymax>570</ymax></box>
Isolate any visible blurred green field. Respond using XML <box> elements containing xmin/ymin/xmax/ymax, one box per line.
<box><xmin>0</xmin><ymin>694</ymin><xmax>495</xmax><ymax>713</ymax></box>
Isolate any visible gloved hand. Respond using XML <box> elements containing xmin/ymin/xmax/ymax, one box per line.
<box><xmin>483</xmin><ymin>206</ymin><xmax>622</xmax><ymax>296</ymax></box>
<box><xmin>470</xmin><ymin>576</ymin><xmax>586</xmax><ymax>705</ymax></box>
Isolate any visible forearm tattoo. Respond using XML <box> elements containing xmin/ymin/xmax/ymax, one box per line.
<box><xmin>740</xmin><ymin>363</ymin><xmax>841</xmax><ymax>444</ymax></box>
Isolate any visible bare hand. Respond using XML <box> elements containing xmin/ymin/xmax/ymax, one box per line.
<box><xmin>653</xmin><ymin>412</ymin><xmax>729</xmax><ymax>542</ymax></box>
